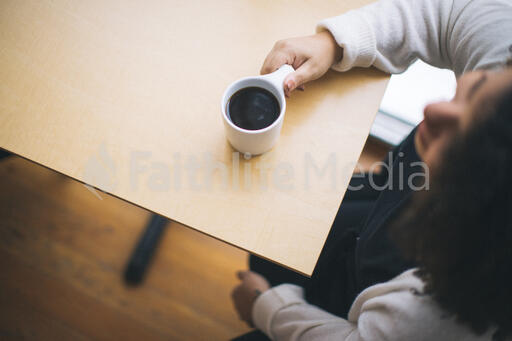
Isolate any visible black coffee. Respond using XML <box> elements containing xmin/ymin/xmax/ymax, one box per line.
<box><xmin>227</xmin><ymin>87</ymin><xmax>280</xmax><ymax>130</ymax></box>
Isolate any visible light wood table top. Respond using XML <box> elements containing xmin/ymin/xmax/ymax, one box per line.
<box><xmin>0</xmin><ymin>0</ymin><xmax>388</xmax><ymax>275</ymax></box>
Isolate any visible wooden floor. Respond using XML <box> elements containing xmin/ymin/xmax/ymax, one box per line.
<box><xmin>0</xmin><ymin>140</ymin><xmax>387</xmax><ymax>341</ymax></box>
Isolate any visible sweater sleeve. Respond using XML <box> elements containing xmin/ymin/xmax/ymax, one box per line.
<box><xmin>251</xmin><ymin>281</ymin><xmax>473</xmax><ymax>341</ymax></box>
<box><xmin>252</xmin><ymin>284</ymin><xmax>363</xmax><ymax>341</ymax></box>
<box><xmin>316</xmin><ymin>0</ymin><xmax>512</xmax><ymax>76</ymax></box>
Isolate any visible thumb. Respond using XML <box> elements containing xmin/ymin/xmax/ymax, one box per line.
<box><xmin>236</xmin><ymin>271</ymin><xmax>247</xmax><ymax>280</ymax></box>
<box><xmin>284</xmin><ymin>60</ymin><xmax>315</xmax><ymax>93</ymax></box>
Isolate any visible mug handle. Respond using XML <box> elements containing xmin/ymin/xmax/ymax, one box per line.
<box><xmin>261</xmin><ymin>64</ymin><xmax>295</xmax><ymax>94</ymax></box>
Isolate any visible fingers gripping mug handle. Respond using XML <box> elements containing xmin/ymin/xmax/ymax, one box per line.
<box><xmin>261</xmin><ymin>64</ymin><xmax>295</xmax><ymax>95</ymax></box>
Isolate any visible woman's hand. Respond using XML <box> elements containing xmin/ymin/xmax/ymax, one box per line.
<box><xmin>261</xmin><ymin>31</ymin><xmax>343</xmax><ymax>96</ymax></box>
<box><xmin>231</xmin><ymin>270</ymin><xmax>271</xmax><ymax>326</ymax></box>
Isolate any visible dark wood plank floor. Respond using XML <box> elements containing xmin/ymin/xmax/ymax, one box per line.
<box><xmin>0</xmin><ymin>140</ymin><xmax>388</xmax><ymax>340</ymax></box>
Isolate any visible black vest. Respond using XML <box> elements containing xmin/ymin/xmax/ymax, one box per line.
<box><xmin>306</xmin><ymin>129</ymin><xmax>422</xmax><ymax>317</ymax></box>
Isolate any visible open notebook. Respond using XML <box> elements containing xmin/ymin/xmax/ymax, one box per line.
<box><xmin>371</xmin><ymin>60</ymin><xmax>457</xmax><ymax>146</ymax></box>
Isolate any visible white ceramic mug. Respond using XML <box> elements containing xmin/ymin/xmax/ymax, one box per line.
<box><xmin>221</xmin><ymin>64</ymin><xmax>294</xmax><ymax>155</ymax></box>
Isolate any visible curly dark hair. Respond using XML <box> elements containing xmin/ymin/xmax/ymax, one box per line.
<box><xmin>390</xmin><ymin>84</ymin><xmax>512</xmax><ymax>339</ymax></box>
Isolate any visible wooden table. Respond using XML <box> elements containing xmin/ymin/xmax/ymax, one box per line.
<box><xmin>0</xmin><ymin>0</ymin><xmax>388</xmax><ymax>275</ymax></box>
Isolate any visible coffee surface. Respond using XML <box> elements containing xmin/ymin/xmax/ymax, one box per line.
<box><xmin>227</xmin><ymin>87</ymin><xmax>280</xmax><ymax>130</ymax></box>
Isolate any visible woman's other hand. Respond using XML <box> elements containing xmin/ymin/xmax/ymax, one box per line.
<box><xmin>231</xmin><ymin>270</ymin><xmax>271</xmax><ymax>326</ymax></box>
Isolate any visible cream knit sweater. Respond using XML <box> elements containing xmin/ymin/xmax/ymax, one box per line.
<box><xmin>253</xmin><ymin>270</ymin><xmax>498</xmax><ymax>340</ymax></box>
<box><xmin>318</xmin><ymin>0</ymin><xmax>511</xmax><ymax>76</ymax></box>
<box><xmin>252</xmin><ymin>0</ymin><xmax>512</xmax><ymax>340</ymax></box>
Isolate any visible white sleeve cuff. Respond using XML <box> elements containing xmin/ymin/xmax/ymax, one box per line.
<box><xmin>316</xmin><ymin>10</ymin><xmax>376</xmax><ymax>72</ymax></box>
<box><xmin>252</xmin><ymin>284</ymin><xmax>306</xmax><ymax>339</ymax></box>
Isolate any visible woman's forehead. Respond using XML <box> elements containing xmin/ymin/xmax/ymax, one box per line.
<box><xmin>459</xmin><ymin>68</ymin><xmax>512</xmax><ymax>130</ymax></box>
<box><xmin>471</xmin><ymin>68</ymin><xmax>512</xmax><ymax>112</ymax></box>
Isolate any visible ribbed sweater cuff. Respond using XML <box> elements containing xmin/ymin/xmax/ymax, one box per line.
<box><xmin>252</xmin><ymin>284</ymin><xmax>305</xmax><ymax>338</ymax></box>
<box><xmin>316</xmin><ymin>10</ymin><xmax>376</xmax><ymax>72</ymax></box>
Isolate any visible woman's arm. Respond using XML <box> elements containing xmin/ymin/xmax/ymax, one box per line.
<box><xmin>252</xmin><ymin>274</ymin><xmax>445</xmax><ymax>341</ymax></box>
<box><xmin>263</xmin><ymin>0</ymin><xmax>512</xmax><ymax>94</ymax></box>
<box><xmin>318</xmin><ymin>0</ymin><xmax>512</xmax><ymax>76</ymax></box>
<box><xmin>252</xmin><ymin>284</ymin><xmax>362</xmax><ymax>341</ymax></box>
<box><xmin>317</xmin><ymin>0</ymin><xmax>453</xmax><ymax>74</ymax></box>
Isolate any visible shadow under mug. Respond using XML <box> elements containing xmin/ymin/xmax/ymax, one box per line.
<box><xmin>221</xmin><ymin>64</ymin><xmax>294</xmax><ymax>155</ymax></box>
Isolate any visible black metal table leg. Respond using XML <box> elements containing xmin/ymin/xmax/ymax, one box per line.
<box><xmin>124</xmin><ymin>214</ymin><xmax>168</xmax><ymax>285</ymax></box>
<box><xmin>1</xmin><ymin>148</ymin><xmax>166</xmax><ymax>286</ymax></box>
